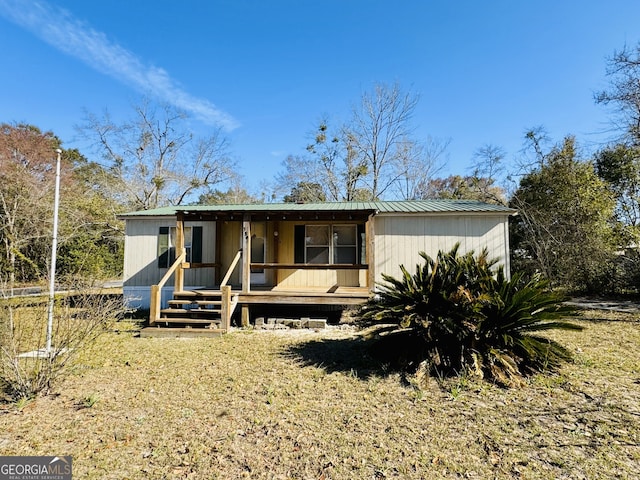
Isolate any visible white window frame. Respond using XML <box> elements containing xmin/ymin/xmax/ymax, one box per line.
<box><xmin>304</xmin><ymin>224</ymin><xmax>357</xmax><ymax>264</ymax></box>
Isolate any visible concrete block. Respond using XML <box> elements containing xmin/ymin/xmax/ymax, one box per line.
<box><xmin>307</xmin><ymin>318</ymin><xmax>327</xmax><ymax>329</ymax></box>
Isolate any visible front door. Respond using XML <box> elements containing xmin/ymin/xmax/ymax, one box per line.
<box><xmin>250</xmin><ymin>222</ymin><xmax>266</xmax><ymax>284</ymax></box>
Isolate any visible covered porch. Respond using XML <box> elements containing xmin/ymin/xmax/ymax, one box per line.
<box><xmin>148</xmin><ymin>205</ymin><xmax>377</xmax><ymax>332</ymax></box>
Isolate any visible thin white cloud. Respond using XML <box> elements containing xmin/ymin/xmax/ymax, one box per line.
<box><xmin>0</xmin><ymin>0</ymin><xmax>239</xmax><ymax>130</ymax></box>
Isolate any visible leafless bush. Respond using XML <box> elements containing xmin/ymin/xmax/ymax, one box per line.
<box><xmin>0</xmin><ymin>288</ymin><xmax>125</xmax><ymax>401</ymax></box>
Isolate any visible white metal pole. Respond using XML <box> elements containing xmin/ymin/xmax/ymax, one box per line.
<box><xmin>45</xmin><ymin>148</ymin><xmax>62</xmax><ymax>354</ymax></box>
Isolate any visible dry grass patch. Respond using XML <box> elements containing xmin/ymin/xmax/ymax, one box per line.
<box><xmin>0</xmin><ymin>293</ymin><xmax>123</xmax><ymax>400</ymax></box>
<box><xmin>0</xmin><ymin>310</ymin><xmax>639</xmax><ymax>479</ymax></box>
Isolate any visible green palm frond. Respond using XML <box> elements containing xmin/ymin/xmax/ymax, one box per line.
<box><xmin>359</xmin><ymin>244</ymin><xmax>582</xmax><ymax>385</ymax></box>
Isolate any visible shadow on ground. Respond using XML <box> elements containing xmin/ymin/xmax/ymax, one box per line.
<box><xmin>568</xmin><ymin>299</ymin><xmax>640</xmax><ymax>323</ymax></box>
<box><xmin>569</xmin><ymin>298</ymin><xmax>640</xmax><ymax>318</ymax></box>
<box><xmin>281</xmin><ymin>329</ymin><xmax>430</xmax><ymax>381</ymax></box>
<box><xmin>281</xmin><ymin>335</ymin><xmax>392</xmax><ymax>380</ymax></box>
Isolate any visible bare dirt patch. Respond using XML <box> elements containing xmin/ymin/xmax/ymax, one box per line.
<box><xmin>1</xmin><ymin>309</ymin><xmax>639</xmax><ymax>479</ymax></box>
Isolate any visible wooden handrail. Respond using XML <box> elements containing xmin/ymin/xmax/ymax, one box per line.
<box><xmin>158</xmin><ymin>250</ymin><xmax>186</xmax><ymax>290</ymax></box>
<box><xmin>220</xmin><ymin>249</ymin><xmax>242</xmax><ymax>287</ymax></box>
<box><xmin>251</xmin><ymin>263</ymin><xmax>368</xmax><ymax>270</ymax></box>
<box><xmin>182</xmin><ymin>262</ymin><xmax>220</xmax><ymax>269</ymax></box>
<box><xmin>150</xmin><ymin>249</ymin><xmax>186</xmax><ymax>324</ymax></box>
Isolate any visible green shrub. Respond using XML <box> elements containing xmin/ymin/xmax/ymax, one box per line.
<box><xmin>360</xmin><ymin>244</ymin><xmax>582</xmax><ymax>385</ymax></box>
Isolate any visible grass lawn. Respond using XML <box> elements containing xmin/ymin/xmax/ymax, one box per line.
<box><xmin>1</xmin><ymin>309</ymin><xmax>639</xmax><ymax>479</ymax></box>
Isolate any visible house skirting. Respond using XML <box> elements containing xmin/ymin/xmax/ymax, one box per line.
<box><xmin>123</xmin><ymin>285</ymin><xmax>206</xmax><ymax>310</ymax></box>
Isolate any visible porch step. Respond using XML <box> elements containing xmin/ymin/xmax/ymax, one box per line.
<box><xmin>168</xmin><ymin>299</ymin><xmax>196</xmax><ymax>306</ymax></box>
<box><xmin>172</xmin><ymin>290</ymin><xmax>198</xmax><ymax>296</ymax></box>
<box><xmin>166</xmin><ymin>301</ymin><xmax>224</xmax><ymax>313</ymax></box>
<box><xmin>154</xmin><ymin>289</ymin><xmax>238</xmax><ymax>331</ymax></box>
<box><xmin>161</xmin><ymin>308</ymin><xmax>190</xmax><ymax>314</ymax></box>
<box><xmin>189</xmin><ymin>308</ymin><xmax>222</xmax><ymax>314</ymax></box>
<box><xmin>141</xmin><ymin>327</ymin><xmax>224</xmax><ymax>338</ymax></box>
<box><xmin>160</xmin><ymin>308</ymin><xmax>222</xmax><ymax>317</ymax></box>
<box><xmin>157</xmin><ymin>317</ymin><xmax>222</xmax><ymax>326</ymax></box>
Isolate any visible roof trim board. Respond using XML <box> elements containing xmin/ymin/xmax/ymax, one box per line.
<box><xmin>118</xmin><ymin>200</ymin><xmax>517</xmax><ymax>219</ymax></box>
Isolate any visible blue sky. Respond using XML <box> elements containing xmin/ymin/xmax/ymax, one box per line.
<box><xmin>1</xmin><ymin>0</ymin><xmax>640</xmax><ymax>195</ymax></box>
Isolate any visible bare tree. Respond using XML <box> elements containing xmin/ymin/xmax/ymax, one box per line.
<box><xmin>300</xmin><ymin>119</ymin><xmax>368</xmax><ymax>201</ymax></box>
<box><xmin>275</xmin><ymin>154</ymin><xmax>327</xmax><ymax>201</ymax></box>
<box><xmin>394</xmin><ymin>136</ymin><xmax>448</xmax><ymax>200</ymax></box>
<box><xmin>78</xmin><ymin>99</ymin><xmax>237</xmax><ymax>210</ymax></box>
<box><xmin>304</xmin><ymin>119</ymin><xmax>344</xmax><ymax>201</ymax></box>
<box><xmin>197</xmin><ymin>178</ymin><xmax>263</xmax><ymax>205</ymax></box>
<box><xmin>418</xmin><ymin>175</ymin><xmax>505</xmax><ymax>204</ymax></box>
<box><xmin>276</xmin><ymin>84</ymin><xmax>433</xmax><ymax>202</ymax></box>
<box><xmin>467</xmin><ymin>144</ymin><xmax>508</xmax><ymax>204</ymax></box>
<box><xmin>595</xmin><ymin>43</ymin><xmax>640</xmax><ymax>144</ymax></box>
<box><xmin>348</xmin><ymin>82</ymin><xmax>420</xmax><ymax>199</ymax></box>
<box><xmin>522</xmin><ymin>127</ymin><xmax>551</xmax><ymax>168</ymax></box>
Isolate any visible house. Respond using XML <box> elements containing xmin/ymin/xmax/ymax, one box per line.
<box><xmin>117</xmin><ymin>200</ymin><xmax>517</xmax><ymax>333</ymax></box>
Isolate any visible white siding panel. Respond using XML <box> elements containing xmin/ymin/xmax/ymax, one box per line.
<box><xmin>123</xmin><ymin>213</ymin><xmax>510</xmax><ymax>292</ymax></box>
<box><xmin>374</xmin><ymin>214</ymin><xmax>509</xmax><ymax>283</ymax></box>
<box><xmin>123</xmin><ymin>218</ymin><xmax>217</xmax><ymax>288</ymax></box>
<box><xmin>123</xmin><ymin>218</ymin><xmax>170</xmax><ymax>287</ymax></box>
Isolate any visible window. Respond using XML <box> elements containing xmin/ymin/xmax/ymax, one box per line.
<box><xmin>158</xmin><ymin>227</ymin><xmax>171</xmax><ymax>268</ymax></box>
<box><xmin>158</xmin><ymin>226</ymin><xmax>202</xmax><ymax>268</ymax></box>
<box><xmin>294</xmin><ymin>224</ymin><xmax>363</xmax><ymax>265</ymax></box>
<box><xmin>305</xmin><ymin>225</ymin><xmax>330</xmax><ymax>264</ymax></box>
<box><xmin>333</xmin><ymin>225</ymin><xmax>357</xmax><ymax>264</ymax></box>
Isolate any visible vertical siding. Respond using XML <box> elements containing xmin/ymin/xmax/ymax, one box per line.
<box><xmin>124</xmin><ymin>212</ymin><xmax>510</xmax><ymax>291</ymax></box>
<box><xmin>123</xmin><ymin>218</ymin><xmax>217</xmax><ymax>288</ymax></box>
<box><xmin>219</xmin><ymin>221</ymin><xmax>242</xmax><ymax>286</ymax></box>
<box><xmin>374</xmin><ymin>214</ymin><xmax>509</xmax><ymax>283</ymax></box>
<box><xmin>276</xmin><ymin>221</ymin><xmax>361</xmax><ymax>288</ymax></box>
<box><xmin>189</xmin><ymin>220</ymin><xmax>217</xmax><ymax>286</ymax></box>
<box><xmin>277</xmin><ymin>268</ymin><xmax>360</xmax><ymax>288</ymax></box>
<box><xmin>123</xmin><ymin>218</ymin><xmax>171</xmax><ymax>287</ymax></box>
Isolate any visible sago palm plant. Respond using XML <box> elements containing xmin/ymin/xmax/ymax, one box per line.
<box><xmin>473</xmin><ymin>270</ymin><xmax>581</xmax><ymax>384</ymax></box>
<box><xmin>360</xmin><ymin>244</ymin><xmax>582</xmax><ymax>385</ymax></box>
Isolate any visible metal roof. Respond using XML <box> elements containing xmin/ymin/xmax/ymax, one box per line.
<box><xmin>118</xmin><ymin>200</ymin><xmax>516</xmax><ymax>218</ymax></box>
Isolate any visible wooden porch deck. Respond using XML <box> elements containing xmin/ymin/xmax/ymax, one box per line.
<box><xmin>146</xmin><ymin>285</ymin><xmax>371</xmax><ymax>335</ymax></box>
<box><xmin>195</xmin><ymin>286</ymin><xmax>371</xmax><ymax>306</ymax></box>
<box><xmin>148</xmin><ymin>238</ymin><xmax>373</xmax><ymax>333</ymax></box>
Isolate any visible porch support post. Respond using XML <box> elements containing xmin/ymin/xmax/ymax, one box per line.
<box><xmin>241</xmin><ymin>305</ymin><xmax>250</xmax><ymax>328</ymax></box>
<box><xmin>215</xmin><ymin>220</ymin><xmax>222</xmax><ymax>285</ymax></box>
<box><xmin>149</xmin><ymin>284</ymin><xmax>160</xmax><ymax>325</ymax></box>
<box><xmin>240</xmin><ymin>214</ymin><xmax>252</xmax><ymax>328</ymax></box>
<box><xmin>175</xmin><ymin>212</ymin><xmax>185</xmax><ymax>293</ymax></box>
<box><xmin>242</xmin><ymin>214</ymin><xmax>251</xmax><ymax>293</ymax></box>
<box><xmin>366</xmin><ymin>213</ymin><xmax>375</xmax><ymax>291</ymax></box>
<box><xmin>220</xmin><ymin>285</ymin><xmax>231</xmax><ymax>332</ymax></box>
